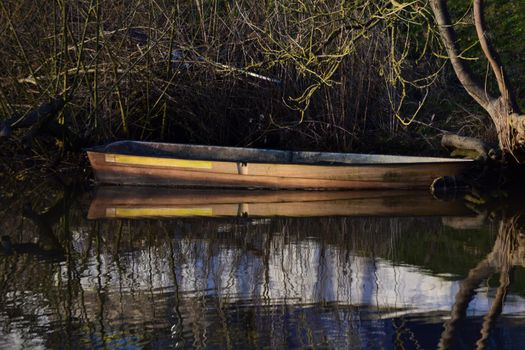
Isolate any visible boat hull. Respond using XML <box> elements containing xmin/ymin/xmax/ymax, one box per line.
<box><xmin>86</xmin><ymin>142</ymin><xmax>473</xmax><ymax>190</ymax></box>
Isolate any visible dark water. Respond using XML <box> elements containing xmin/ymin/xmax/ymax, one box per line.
<box><xmin>1</xmin><ymin>185</ymin><xmax>525</xmax><ymax>349</ymax></box>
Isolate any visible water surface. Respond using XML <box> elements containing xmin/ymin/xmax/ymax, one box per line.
<box><xmin>1</xmin><ymin>185</ymin><xmax>525</xmax><ymax>349</ymax></box>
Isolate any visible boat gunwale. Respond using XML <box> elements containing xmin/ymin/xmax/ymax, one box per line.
<box><xmin>85</xmin><ymin>140</ymin><xmax>474</xmax><ymax>167</ymax></box>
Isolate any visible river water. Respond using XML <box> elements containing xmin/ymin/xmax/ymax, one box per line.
<box><xmin>1</xmin><ymin>185</ymin><xmax>525</xmax><ymax>349</ymax></box>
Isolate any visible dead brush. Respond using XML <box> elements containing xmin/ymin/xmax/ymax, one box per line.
<box><xmin>0</xmin><ymin>0</ymin><xmax>455</xmax><ymax>157</ymax></box>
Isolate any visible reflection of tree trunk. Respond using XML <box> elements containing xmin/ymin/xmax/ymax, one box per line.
<box><xmin>438</xmin><ymin>258</ymin><xmax>495</xmax><ymax>349</ymax></box>
<box><xmin>438</xmin><ymin>215</ymin><xmax>522</xmax><ymax>349</ymax></box>
<box><xmin>476</xmin><ymin>265</ymin><xmax>510</xmax><ymax>350</ymax></box>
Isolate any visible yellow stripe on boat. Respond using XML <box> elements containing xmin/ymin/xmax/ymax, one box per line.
<box><xmin>105</xmin><ymin>154</ymin><xmax>212</xmax><ymax>169</ymax></box>
<box><xmin>106</xmin><ymin>207</ymin><xmax>213</xmax><ymax>217</ymax></box>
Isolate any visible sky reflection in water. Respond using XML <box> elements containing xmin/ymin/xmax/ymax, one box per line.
<box><xmin>1</xmin><ymin>188</ymin><xmax>525</xmax><ymax>349</ymax></box>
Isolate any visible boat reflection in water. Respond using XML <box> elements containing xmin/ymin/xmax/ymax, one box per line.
<box><xmin>2</xmin><ymin>186</ymin><xmax>525</xmax><ymax>349</ymax></box>
<box><xmin>88</xmin><ymin>186</ymin><xmax>474</xmax><ymax>219</ymax></box>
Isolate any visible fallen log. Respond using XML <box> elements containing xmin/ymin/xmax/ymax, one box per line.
<box><xmin>441</xmin><ymin>133</ymin><xmax>497</xmax><ymax>161</ymax></box>
<box><xmin>0</xmin><ymin>97</ymin><xmax>90</xmax><ymax>151</ymax></box>
<box><xmin>0</xmin><ymin>97</ymin><xmax>65</xmax><ymax>142</ymax></box>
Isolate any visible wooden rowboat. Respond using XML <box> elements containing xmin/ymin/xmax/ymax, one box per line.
<box><xmin>88</xmin><ymin>186</ymin><xmax>474</xmax><ymax>219</ymax></box>
<box><xmin>86</xmin><ymin>141</ymin><xmax>473</xmax><ymax>190</ymax></box>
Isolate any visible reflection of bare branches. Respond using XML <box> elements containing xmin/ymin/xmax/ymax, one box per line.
<box><xmin>1</xmin><ymin>186</ymin><xmax>79</xmax><ymax>258</ymax></box>
<box><xmin>439</xmin><ymin>215</ymin><xmax>523</xmax><ymax>350</ymax></box>
<box><xmin>21</xmin><ymin>205</ymin><xmax>64</xmax><ymax>255</ymax></box>
<box><xmin>165</xmin><ymin>225</ymin><xmax>186</xmax><ymax>348</ymax></box>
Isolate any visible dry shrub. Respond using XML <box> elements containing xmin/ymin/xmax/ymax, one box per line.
<box><xmin>0</xmin><ymin>0</ymin><xmax>447</xmax><ymax>153</ymax></box>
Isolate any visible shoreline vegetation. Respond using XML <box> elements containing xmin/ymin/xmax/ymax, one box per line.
<box><xmin>0</xmin><ymin>1</ymin><xmax>524</xmax><ymax>188</ymax></box>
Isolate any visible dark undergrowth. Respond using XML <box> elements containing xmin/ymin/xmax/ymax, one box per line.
<box><xmin>0</xmin><ymin>0</ymin><xmax>523</xmax><ymax>169</ymax></box>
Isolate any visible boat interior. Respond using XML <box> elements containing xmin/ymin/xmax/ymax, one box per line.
<box><xmin>88</xmin><ymin>141</ymin><xmax>473</xmax><ymax>165</ymax></box>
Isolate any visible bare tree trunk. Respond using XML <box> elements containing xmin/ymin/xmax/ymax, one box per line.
<box><xmin>430</xmin><ymin>0</ymin><xmax>525</xmax><ymax>158</ymax></box>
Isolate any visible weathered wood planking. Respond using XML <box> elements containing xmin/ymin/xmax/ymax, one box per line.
<box><xmin>86</xmin><ymin>141</ymin><xmax>473</xmax><ymax>190</ymax></box>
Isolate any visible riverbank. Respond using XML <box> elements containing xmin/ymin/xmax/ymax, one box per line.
<box><xmin>2</xmin><ymin>0</ymin><xmax>525</xmax><ymax>191</ymax></box>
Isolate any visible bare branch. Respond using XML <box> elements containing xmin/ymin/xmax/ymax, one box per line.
<box><xmin>473</xmin><ymin>0</ymin><xmax>518</xmax><ymax>112</ymax></box>
<box><xmin>430</xmin><ymin>0</ymin><xmax>495</xmax><ymax>110</ymax></box>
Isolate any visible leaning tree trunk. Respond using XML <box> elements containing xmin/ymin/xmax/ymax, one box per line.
<box><xmin>430</xmin><ymin>0</ymin><xmax>525</xmax><ymax>159</ymax></box>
